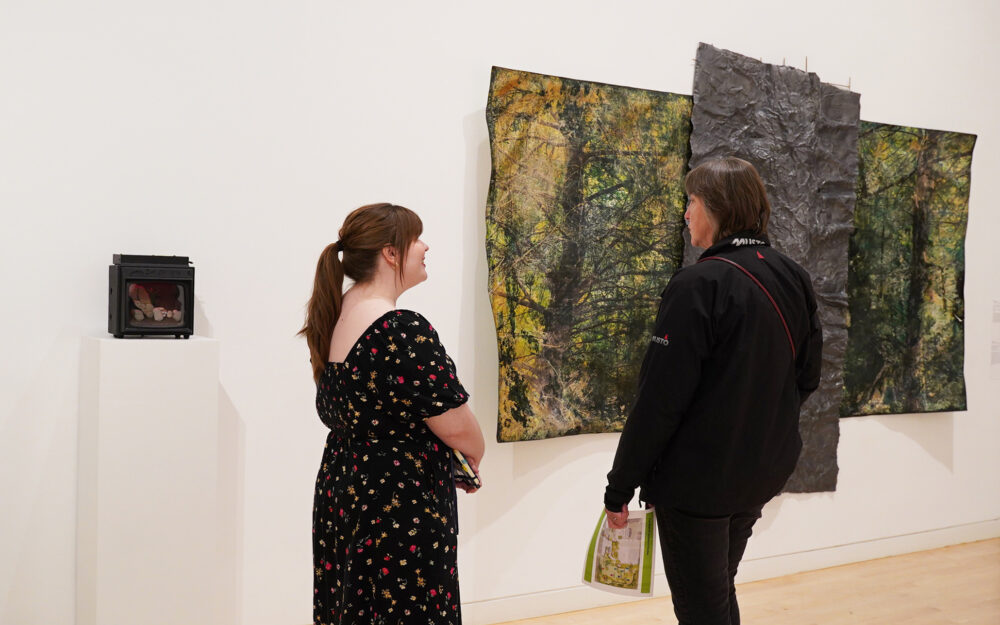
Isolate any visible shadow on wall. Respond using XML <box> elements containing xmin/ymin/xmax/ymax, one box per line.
<box><xmin>753</xmin><ymin>409</ymin><xmax>955</xmax><ymax>539</ymax></box>
<box><xmin>875</xmin><ymin>411</ymin><xmax>955</xmax><ymax>471</ymax></box>
<box><xmin>508</xmin><ymin>434</ymin><xmax>610</xmax><ymax>482</ymax></box>
<box><xmin>459</xmin><ymin>111</ymin><xmax>497</xmax><ymax>442</ymax></box>
<box><xmin>200</xmin><ymin>296</ymin><xmax>248</xmax><ymax>625</ymax></box>
<box><xmin>1</xmin><ymin>329</ymin><xmax>82</xmax><ymax>625</ymax></box>
<box><xmin>218</xmin><ymin>384</ymin><xmax>246</xmax><ymax>625</ymax></box>
<box><xmin>753</xmin><ymin>491</ymin><xmax>833</xmax><ymax>537</ymax></box>
<box><xmin>458</xmin><ymin>110</ymin><xmax>508</xmax><ymax>540</ymax></box>
<box><xmin>195</xmin><ymin>297</ymin><xmax>213</xmax><ymax>338</ymax></box>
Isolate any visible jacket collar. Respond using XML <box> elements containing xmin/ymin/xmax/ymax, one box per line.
<box><xmin>698</xmin><ymin>231</ymin><xmax>771</xmax><ymax>260</ymax></box>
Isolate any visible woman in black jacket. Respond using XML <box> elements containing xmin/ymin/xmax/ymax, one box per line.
<box><xmin>604</xmin><ymin>157</ymin><xmax>823</xmax><ymax>625</ymax></box>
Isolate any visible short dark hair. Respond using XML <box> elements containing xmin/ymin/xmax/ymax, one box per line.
<box><xmin>684</xmin><ymin>157</ymin><xmax>771</xmax><ymax>244</ymax></box>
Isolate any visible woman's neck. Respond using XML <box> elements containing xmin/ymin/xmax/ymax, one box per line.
<box><xmin>346</xmin><ymin>268</ymin><xmax>403</xmax><ymax>307</ymax></box>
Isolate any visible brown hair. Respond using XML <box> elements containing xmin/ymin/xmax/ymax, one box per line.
<box><xmin>684</xmin><ymin>157</ymin><xmax>771</xmax><ymax>244</ymax></box>
<box><xmin>298</xmin><ymin>203</ymin><xmax>423</xmax><ymax>381</ymax></box>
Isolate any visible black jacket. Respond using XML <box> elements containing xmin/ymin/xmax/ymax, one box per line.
<box><xmin>605</xmin><ymin>232</ymin><xmax>822</xmax><ymax>516</ymax></box>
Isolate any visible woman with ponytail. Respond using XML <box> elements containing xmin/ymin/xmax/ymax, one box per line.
<box><xmin>300</xmin><ymin>203</ymin><xmax>484</xmax><ymax>625</ymax></box>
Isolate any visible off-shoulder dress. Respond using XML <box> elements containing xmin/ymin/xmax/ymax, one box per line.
<box><xmin>313</xmin><ymin>310</ymin><xmax>469</xmax><ymax>625</ymax></box>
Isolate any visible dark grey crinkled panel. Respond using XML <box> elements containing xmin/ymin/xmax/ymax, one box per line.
<box><xmin>689</xmin><ymin>43</ymin><xmax>860</xmax><ymax>493</ymax></box>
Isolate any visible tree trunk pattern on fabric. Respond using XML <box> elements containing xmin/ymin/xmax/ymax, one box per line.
<box><xmin>486</xmin><ymin>66</ymin><xmax>692</xmax><ymax>442</ymax></box>
<box><xmin>843</xmin><ymin>122</ymin><xmax>974</xmax><ymax>416</ymax></box>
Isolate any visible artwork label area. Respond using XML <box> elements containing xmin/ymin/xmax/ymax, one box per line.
<box><xmin>486</xmin><ymin>66</ymin><xmax>692</xmax><ymax>442</ymax></box>
<box><xmin>843</xmin><ymin>122</ymin><xmax>975</xmax><ymax>415</ymax></box>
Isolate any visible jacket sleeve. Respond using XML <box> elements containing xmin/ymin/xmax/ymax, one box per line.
<box><xmin>604</xmin><ymin>271</ymin><xmax>714</xmax><ymax>510</ymax></box>
<box><xmin>795</xmin><ymin>277</ymin><xmax>823</xmax><ymax>406</ymax></box>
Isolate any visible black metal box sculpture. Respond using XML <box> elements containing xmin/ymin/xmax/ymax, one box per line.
<box><xmin>109</xmin><ymin>254</ymin><xmax>194</xmax><ymax>338</ymax></box>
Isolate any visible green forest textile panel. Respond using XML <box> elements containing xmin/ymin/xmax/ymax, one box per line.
<box><xmin>486</xmin><ymin>67</ymin><xmax>692</xmax><ymax>442</ymax></box>
<box><xmin>843</xmin><ymin>122</ymin><xmax>975</xmax><ymax>416</ymax></box>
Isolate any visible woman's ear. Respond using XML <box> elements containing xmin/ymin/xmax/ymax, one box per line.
<box><xmin>381</xmin><ymin>245</ymin><xmax>397</xmax><ymax>267</ymax></box>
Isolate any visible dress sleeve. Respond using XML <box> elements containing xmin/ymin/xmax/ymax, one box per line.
<box><xmin>383</xmin><ymin>310</ymin><xmax>470</xmax><ymax>420</ymax></box>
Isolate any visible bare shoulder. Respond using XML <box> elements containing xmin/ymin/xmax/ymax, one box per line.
<box><xmin>328</xmin><ymin>297</ymin><xmax>395</xmax><ymax>363</ymax></box>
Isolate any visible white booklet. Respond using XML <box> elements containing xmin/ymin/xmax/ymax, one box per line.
<box><xmin>582</xmin><ymin>507</ymin><xmax>656</xmax><ymax>596</ymax></box>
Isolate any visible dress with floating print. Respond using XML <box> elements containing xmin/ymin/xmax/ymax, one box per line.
<box><xmin>313</xmin><ymin>309</ymin><xmax>469</xmax><ymax>624</ymax></box>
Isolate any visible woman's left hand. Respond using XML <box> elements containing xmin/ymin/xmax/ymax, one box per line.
<box><xmin>606</xmin><ymin>504</ymin><xmax>629</xmax><ymax>529</ymax></box>
<box><xmin>456</xmin><ymin>456</ymin><xmax>481</xmax><ymax>493</ymax></box>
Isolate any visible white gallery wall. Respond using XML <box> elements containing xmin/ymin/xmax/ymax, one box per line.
<box><xmin>2</xmin><ymin>1</ymin><xmax>999</xmax><ymax>623</ymax></box>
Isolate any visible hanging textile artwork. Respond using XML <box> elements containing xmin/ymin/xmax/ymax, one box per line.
<box><xmin>484</xmin><ymin>47</ymin><xmax>974</xmax><ymax>498</ymax></box>
<box><xmin>842</xmin><ymin>122</ymin><xmax>975</xmax><ymax>416</ymax></box>
<box><xmin>688</xmin><ymin>43</ymin><xmax>860</xmax><ymax>492</ymax></box>
<box><xmin>486</xmin><ymin>66</ymin><xmax>692</xmax><ymax>442</ymax></box>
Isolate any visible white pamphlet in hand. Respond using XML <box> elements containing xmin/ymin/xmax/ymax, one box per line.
<box><xmin>582</xmin><ymin>507</ymin><xmax>656</xmax><ymax>596</ymax></box>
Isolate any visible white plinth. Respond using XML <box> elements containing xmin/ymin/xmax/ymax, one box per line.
<box><xmin>77</xmin><ymin>336</ymin><xmax>234</xmax><ymax>625</ymax></box>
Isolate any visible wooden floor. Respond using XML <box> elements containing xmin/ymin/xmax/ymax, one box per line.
<box><xmin>498</xmin><ymin>538</ymin><xmax>1000</xmax><ymax>624</ymax></box>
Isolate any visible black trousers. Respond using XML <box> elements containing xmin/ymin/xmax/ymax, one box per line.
<box><xmin>655</xmin><ymin>505</ymin><xmax>763</xmax><ymax>625</ymax></box>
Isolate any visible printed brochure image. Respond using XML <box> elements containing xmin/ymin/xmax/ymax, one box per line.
<box><xmin>583</xmin><ymin>508</ymin><xmax>656</xmax><ymax>596</ymax></box>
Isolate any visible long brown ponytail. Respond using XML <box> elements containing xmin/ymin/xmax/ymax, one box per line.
<box><xmin>299</xmin><ymin>203</ymin><xmax>422</xmax><ymax>382</ymax></box>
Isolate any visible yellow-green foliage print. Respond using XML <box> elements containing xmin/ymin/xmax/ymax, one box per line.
<box><xmin>843</xmin><ymin>122</ymin><xmax>975</xmax><ymax>416</ymax></box>
<box><xmin>595</xmin><ymin>541</ymin><xmax>640</xmax><ymax>589</ymax></box>
<box><xmin>486</xmin><ymin>67</ymin><xmax>692</xmax><ymax>441</ymax></box>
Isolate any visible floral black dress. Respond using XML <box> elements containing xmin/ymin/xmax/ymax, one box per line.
<box><xmin>313</xmin><ymin>309</ymin><xmax>470</xmax><ymax>625</ymax></box>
